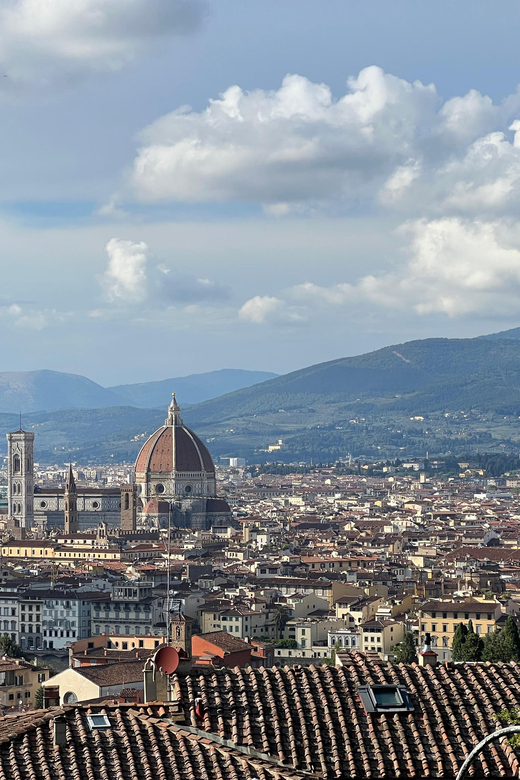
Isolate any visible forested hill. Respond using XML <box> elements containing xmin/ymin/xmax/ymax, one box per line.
<box><xmin>184</xmin><ymin>336</ymin><xmax>520</xmax><ymax>425</ymax></box>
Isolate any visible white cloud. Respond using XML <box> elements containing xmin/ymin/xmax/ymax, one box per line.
<box><xmin>102</xmin><ymin>238</ymin><xmax>149</xmax><ymax>302</ymax></box>
<box><xmin>125</xmin><ymin>66</ymin><xmax>520</xmax><ymax>219</ymax></box>
<box><xmin>255</xmin><ymin>218</ymin><xmax>520</xmax><ymax>321</ymax></box>
<box><xmin>394</xmin><ymin>218</ymin><xmax>520</xmax><ymax>315</ymax></box>
<box><xmin>101</xmin><ymin>237</ymin><xmax>231</xmax><ymax>307</ymax></box>
<box><xmin>0</xmin><ymin>0</ymin><xmax>205</xmax><ymax>85</ymax></box>
<box><xmin>239</xmin><ymin>296</ymin><xmax>285</xmax><ymax>324</ymax></box>
<box><xmin>129</xmin><ymin>67</ymin><xmax>438</xmax><ymax>207</ymax></box>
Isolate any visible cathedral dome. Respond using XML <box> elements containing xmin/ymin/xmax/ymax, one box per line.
<box><xmin>135</xmin><ymin>395</ymin><xmax>216</xmax><ymax>503</ymax></box>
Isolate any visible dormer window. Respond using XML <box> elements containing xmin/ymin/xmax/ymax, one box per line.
<box><xmin>358</xmin><ymin>685</ymin><xmax>414</xmax><ymax>713</ymax></box>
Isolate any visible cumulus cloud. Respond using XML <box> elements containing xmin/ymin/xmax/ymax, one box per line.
<box><xmin>238</xmin><ymin>295</ymin><xmax>305</xmax><ymax>325</ymax></box>
<box><xmin>0</xmin><ymin>0</ymin><xmax>205</xmax><ymax>86</ymax></box>
<box><xmin>101</xmin><ymin>237</ymin><xmax>230</xmax><ymax>307</ymax></box>
<box><xmin>248</xmin><ymin>219</ymin><xmax>520</xmax><ymax>322</ymax></box>
<box><xmin>125</xmin><ymin>65</ymin><xmax>520</xmax><ymax>218</ymax></box>
<box><xmin>129</xmin><ymin>67</ymin><xmax>438</xmax><ymax>207</ymax></box>
<box><xmin>103</xmin><ymin>238</ymin><xmax>149</xmax><ymax>302</ymax></box>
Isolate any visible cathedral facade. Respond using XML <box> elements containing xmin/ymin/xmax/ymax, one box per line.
<box><xmin>6</xmin><ymin>395</ymin><xmax>231</xmax><ymax>532</ymax></box>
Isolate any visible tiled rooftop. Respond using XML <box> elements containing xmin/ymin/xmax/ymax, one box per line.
<box><xmin>173</xmin><ymin>654</ymin><xmax>520</xmax><ymax>778</ymax></box>
<box><xmin>0</xmin><ymin>705</ymin><xmax>310</xmax><ymax>780</ymax></box>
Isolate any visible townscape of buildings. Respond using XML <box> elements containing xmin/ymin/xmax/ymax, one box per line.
<box><xmin>2</xmin><ymin>397</ymin><xmax>520</xmax><ymax>776</ymax></box>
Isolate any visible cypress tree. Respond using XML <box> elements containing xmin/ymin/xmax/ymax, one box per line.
<box><xmin>452</xmin><ymin>622</ymin><xmax>468</xmax><ymax>661</ymax></box>
<box><xmin>392</xmin><ymin>632</ymin><xmax>417</xmax><ymax>664</ymax></box>
<box><xmin>501</xmin><ymin>616</ymin><xmax>520</xmax><ymax>662</ymax></box>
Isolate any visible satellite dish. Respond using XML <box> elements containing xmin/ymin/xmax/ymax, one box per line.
<box><xmin>153</xmin><ymin>645</ymin><xmax>179</xmax><ymax>675</ymax></box>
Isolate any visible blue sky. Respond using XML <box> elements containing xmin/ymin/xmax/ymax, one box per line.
<box><xmin>1</xmin><ymin>0</ymin><xmax>520</xmax><ymax>386</ymax></box>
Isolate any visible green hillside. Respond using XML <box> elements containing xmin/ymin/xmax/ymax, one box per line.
<box><xmin>3</xmin><ymin>334</ymin><xmax>520</xmax><ymax>464</ymax></box>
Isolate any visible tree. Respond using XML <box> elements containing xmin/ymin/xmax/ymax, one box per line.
<box><xmin>34</xmin><ymin>687</ymin><xmax>44</xmax><ymax>710</ymax></box>
<box><xmin>392</xmin><ymin>632</ymin><xmax>417</xmax><ymax>664</ymax></box>
<box><xmin>462</xmin><ymin>628</ymin><xmax>484</xmax><ymax>661</ymax></box>
<box><xmin>276</xmin><ymin>639</ymin><xmax>297</xmax><ymax>648</ymax></box>
<box><xmin>482</xmin><ymin>630</ymin><xmax>504</xmax><ymax>662</ymax></box>
<box><xmin>0</xmin><ymin>635</ymin><xmax>22</xmax><ymax>658</ymax></box>
<box><xmin>451</xmin><ymin>623</ymin><xmax>468</xmax><ymax>661</ymax></box>
<box><xmin>483</xmin><ymin>617</ymin><xmax>520</xmax><ymax>663</ymax></box>
<box><xmin>501</xmin><ymin>617</ymin><xmax>520</xmax><ymax>662</ymax></box>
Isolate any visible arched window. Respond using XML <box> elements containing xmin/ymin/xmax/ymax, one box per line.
<box><xmin>63</xmin><ymin>692</ymin><xmax>77</xmax><ymax>704</ymax></box>
<box><xmin>124</xmin><ymin>493</ymin><xmax>129</xmax><ymax>510</ymax></box>
<box><xmin>13</xmin><ymin>455</ymin><xmax>20</xmax><ymax>473</ymax></box>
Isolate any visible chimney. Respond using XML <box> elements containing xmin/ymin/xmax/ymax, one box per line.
<box><xmin>53</xmin><ymin>718</ymin><xmax>67</xmax><ymax>747</ymax></box>
<box><xmin>418</xmin><ymin>632</ymin><xmax>438</xmax><ymax>667</ymax></box>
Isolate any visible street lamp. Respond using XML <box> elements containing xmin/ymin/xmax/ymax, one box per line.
<box><xmin>456</xmin><ymin>725</ymin><xmax>520</xmax><ymax>780</ymax></box>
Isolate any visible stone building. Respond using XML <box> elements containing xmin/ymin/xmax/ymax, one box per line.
<box><xmin>135</xmin><ymin>395</ymin><xmax>232</xmax><ymax>530</ymax></box>
<box><xmin>6</xmin><ymin>394</ymin><xmax>230</xmax><ymax>532</ymax></box>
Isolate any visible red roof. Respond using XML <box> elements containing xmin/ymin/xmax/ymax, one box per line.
<box><xmin>135</xmin><ymin>425</ymin><xmax>215</xmax><ymax>476</ymax></box>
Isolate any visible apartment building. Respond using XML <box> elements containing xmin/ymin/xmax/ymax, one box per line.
<box><xmin>418</xmin><ymin>598</ymin><xmax>502</xmax><ymax>661</ymax></box>
<box><xmin>200</xmin><ymin>605</ymin><xmax>279</xmax><ymax>640</ymax></box>
<box><xmin>0</xmin><ymin>657</ymin><xmax>50</xmax><ymax>709</ymax></box>
<box><xmin>90</xmin><ymin>582</ymin><xmax>163</xmax><ymax>637</ymax></box>
<box><xmin>0</xmin><ymin>593</ymin><xmax>18</xmax><ymax>644</ymax></box>
<box><xmin>359</xmin><ymin>619</ymin><xmax>405</xmax><ymax>659</ymax></box>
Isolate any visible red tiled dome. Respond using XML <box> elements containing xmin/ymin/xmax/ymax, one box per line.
<box><xmin>135</xmin><ymin>396</ymin><xmax>215</xmax><ymax>477</ymax></box>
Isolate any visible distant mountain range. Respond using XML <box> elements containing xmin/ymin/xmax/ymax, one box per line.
<box><xmin>3</xmin><ymin>328</ymin><xmax>520</xmax><ymax>464</ymax></box>
<box><xmin>0</xmin><ymin>368</ymin><xmax>277</xmax><ymax>414</ymax></box>
<box><xmin>109</xmin><ymin>369</ymin><xmax>278</xmax><ymax>408</ymax></box>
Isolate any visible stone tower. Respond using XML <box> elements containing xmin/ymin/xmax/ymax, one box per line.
<box><xmin>120</xmin><ymin>483</ymin><xmax>137</xmax><ymax>532</ymax></box>
<box><xmin>64</xmin><ymin>464</ymin><xmax>78</xmax><ymax>534</ymax></box>
<box><xmin>170</xmin><ymin>612</ymin><xmax>193</xmax><ymax>655</ymax></box>
<box><xmin>7</xmin><ymin>428</ymin><xmax>35</xmax><ymax>529</ymax></box>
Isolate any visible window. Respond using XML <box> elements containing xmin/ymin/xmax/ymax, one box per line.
<box><xmin>431</xmin><ymin>612</ymin><xmax>436</xmax><ymax>619</ymax></box>
<box><xmin>476</xmin><ymin>614</ymin><xmax>481</xmax><ymax>620</ymax></box>
<box><xmin>421</xmin><ymin>623</ymin><xmax>425</xmax><ymax>632</ymax></box>
<box><xmin>442</xmin><ymin>624</ymin><xmax>448</xmax><ymax>633</ymax></box>
<box><xmin>476</xmin><ymin>625</ymin><xmax>481</xmax><ymax>634</ymax></box>
<box><xmin>465</xmin><ymin>614</ymin><xmax>469</xmax><ymax>620</ymax></box>
<box><xmin>487</xmin><ymin>614</ymin><xmax>492</xmax><ymax>621</ymax></box>
<box><xmin>358</xmin><ymin>685</ymin><xmax>414</xmax><ymax>714</ymax></box>
<box><xmin>442</xmin><ymin>637</ymin><xmax>449</xmax><ymax>647</ymax></box>
<box><xmin>38</xmin><ymin>673</ymin><xmax>46</xmax><ymax>683</ymax></box>
<box><xmin>24</xmin><ymin>691</ymin><xmax>31</xmax><ymax>699</ymax></box>
<box><xmin>442</xmin><ymin>613</ymin><xmax>447</xmax><ymax>619</ymax></box>
<box><xmin>453</xmin><ymin>612</ymin><xmax>458</xmax><ymax>619</ymax></box>
<box><xmin>431</xmin><ymin>624</ymin><xmax>437</xmax><ymax>632</ymax></box>
<box><xmin>86</xmin><ymin>714</ymin><xmax>111</xmax><ymax>730</ymax></box>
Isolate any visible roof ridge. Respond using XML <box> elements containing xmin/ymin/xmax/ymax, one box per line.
<box><xmin>154</xmin><ymin>718</ymin><xmax>321</xmax><ymax>778</ymax></box>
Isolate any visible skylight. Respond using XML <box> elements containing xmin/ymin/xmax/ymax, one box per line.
<box><xmin>86</xmin><ymin>713</ymin><xmax>111</xmax><ymax>730</ymax></box>
<box><xmin>358</xmin><ymin>685</ymin><xmax>414</xmax><ymax>713</ymax></box>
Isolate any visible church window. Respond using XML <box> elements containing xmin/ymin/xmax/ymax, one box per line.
<box><xmin>155</xmin><ymin>484</ymin><xmax>165</xmax><ymax>494</ymax></box>
<box><xmin>40</xmin><ymin>501</ymin><xmax>46</xmax><ymax>508</ymax></box>
<box><xmin>124</xmin><ymin>493</ymin><xmax>129</xmax><ymax>510</ymax></box>
<box><xmin>185</xmin><ymin>485</ymin><xmax>192</xmax><ymax>494</ymax></box>
<box><xmin>13</xmin><ymin>455</ymin><xmax>20</xmax><ymax>473</ymax></box>
<box><xmin>93</xmin><ymin>501</ymin><xmax>99</xmax><ymax>508</ymax></box>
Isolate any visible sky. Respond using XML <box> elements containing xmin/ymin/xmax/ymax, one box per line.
<box><xmin>2</xmin><ymin>0</ymin><xmax>520</xmax><ymax>385</ymax></box>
